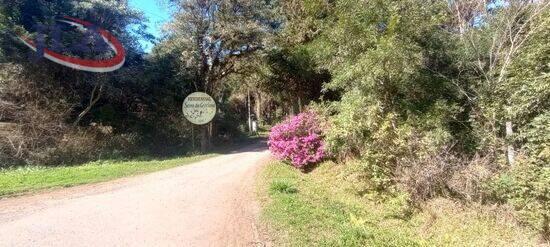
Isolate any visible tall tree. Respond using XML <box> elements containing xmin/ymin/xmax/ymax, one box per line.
<box><xmin>454</xmin><ymin>0</ymin><xmax>550</xmax><ymax>164</ymax></box>
<box><xmin>168</xmin><ymin>0</ymin><xmax>275</xmax><ymax>151</ymax></box>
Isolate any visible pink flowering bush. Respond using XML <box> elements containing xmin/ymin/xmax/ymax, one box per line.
<box><xmin>268</xmin><ymin>111</ymin><xmax>326</xmax><ymax>168</ymax></box>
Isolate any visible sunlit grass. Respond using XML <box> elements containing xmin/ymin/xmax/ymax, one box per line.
<box><xmin>258</xmin><ymin>161</ymin><xmax>541</xmax><ymax>246</ymax></box>
<box><xmin>0</xmin><ymin>154</ymin><xmax>217</xmax><ymax>197</ymax></box>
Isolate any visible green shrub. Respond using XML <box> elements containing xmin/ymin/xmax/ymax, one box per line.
<box><xmin>488</xmin><ymin>159</ymin><xmax>549</xmax><ymax>236</ymax></box>
<box><xmin>487</xmin><ymin>113</ymin><xmax>550</xmax><ymax>236</ymax></box>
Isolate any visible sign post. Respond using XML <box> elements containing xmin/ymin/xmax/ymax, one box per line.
<box><xmin>182</xmin><ymin>92</ymin><xmax>217</xmax><ymax>152</ymax></box>
<box><xmin>182</xmin><ymin>92</ymin><xmax>217</xmax><ymax>125</ymax></box>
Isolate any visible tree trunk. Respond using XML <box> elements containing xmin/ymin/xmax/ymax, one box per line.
<box><xmin>255</xmin><ymin>91</ymin><xmax>262</xmax><ymax>125</ymax></box>
<box><xmin>208</xmin><ymin>122</ymin><xmax>213</xmax><ymax>148</ymax></box>
<box><xmin>73</xmin><ymin>82</ymin><xmax>103</xmax><ymax>126</ymax></box>
<box><xmin>200</xmin><ymin>124</ymin><xmax>208</xmax><ymax>153</ymax></box>
<box><xmin>506</xmin><ymin>121</ymin><xmax>515</xmax><ymax>166</ymax></box>
<box><xmin>289</xmin><ymin>97</ymin><xmax>295</xmax><ymax>116</ymax></box>
<box><xmin>191</xmin><ymin>125</ymin><xmax>195</xmax><ymax>151</ymax></box>
<box><xmin>247</xmin><ymin>88</ymin><xmax>252</xmax><ymax>133</ymax></box>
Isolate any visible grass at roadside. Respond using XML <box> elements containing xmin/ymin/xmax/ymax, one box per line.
<box><xmin>258</xmin><ymin>161</ymin><xmax>542</xmax><ymax>246</ymax></box>
<box><xmin>0</xmin><ymin>154</ymin><xmax>217</xmax><ymax>197</ymax></box>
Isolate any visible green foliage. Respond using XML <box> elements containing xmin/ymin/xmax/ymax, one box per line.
<box><xmin>505</xmin><ymin>10</ymin><xmax>550</xmax><ymax>161</ymax></box>
<box><xmin>317</xmin><ymin>0</ymin><xmax>457</xmax><ymax>149</ymax></box>
<box><xmin>488</xmin><ymin>160</ymin><xmax>550</xmax><ymax>235</ymax></box>
<box><xmin>484</xmin><ymin>10</ymin><xmax>550</xmax><ymax>235</ymax></box>
<box><xmin>168</xmin><ymin>0</ymin><xmax>275</xmax><ymax>92</ymax></box>
<box><xmin>309</xmin><ymin>0</ymin><xmax>465</xmax><ymax>198</ymax></box>
<box><xmin>276</xmin><ymin>0</ymin><xmax>548</xmax><ymax>236</ymax></box>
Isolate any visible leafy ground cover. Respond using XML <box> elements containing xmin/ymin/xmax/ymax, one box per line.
<box><xmin>258</xmin><ymin>161</ymin><xmax>543</xmax><ymax>246</ymax></box>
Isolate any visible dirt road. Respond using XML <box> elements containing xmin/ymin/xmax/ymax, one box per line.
<box><xmin>0</xmin><ymin>143</ymin><xmax>271</xmax><ymax>247</ymax></box>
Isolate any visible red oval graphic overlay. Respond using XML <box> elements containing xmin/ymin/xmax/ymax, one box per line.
<box><xmin>18</xmin><ymin>16</ymin><xmax>126</xmax><ymax>73</ymax></box>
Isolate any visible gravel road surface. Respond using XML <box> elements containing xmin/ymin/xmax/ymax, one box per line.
<box><xmin>0</xmin><ymin>143</ymin><xmax>270</xmax><ymax>247</ymax></box>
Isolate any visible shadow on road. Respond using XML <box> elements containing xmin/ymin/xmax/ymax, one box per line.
<box><xmin>212</xmin><ymin>137</ymin><xmax>268</xmax><ymax>154</ymax></box>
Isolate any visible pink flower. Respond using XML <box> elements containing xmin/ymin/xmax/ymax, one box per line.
<box><xmin>268</xmin><ymin>111</ymin><xmax>326</xmax><ymax>168</ymax></box>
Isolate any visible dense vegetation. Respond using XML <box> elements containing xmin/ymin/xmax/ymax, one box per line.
<box><xmin>0</xmin><ymin>0</ymin><xmax>548</xmax><ymax>241</ymax></box>
<box><xmin>263</xmin><ymin>0</ymin><xmax>549</xmax><ymax>239</ymax></box>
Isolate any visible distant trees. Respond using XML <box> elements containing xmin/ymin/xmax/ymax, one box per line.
<box><xmin>166</xmin><ymin>0</ymin><xmax>275</xmax><ymax>151</ymax></box>
<box><xmin>261</xmin><ymin>48</ymin><xmax>329</xmax><ymax>114</ymax></box>
<box><xmin>231</xmin><ymin>0</ymin><xmax>334</xmax><ymax>119</ymax></box>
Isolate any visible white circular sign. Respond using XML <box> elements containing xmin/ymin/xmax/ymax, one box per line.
<box><xmin>182</xmin><ymin>92</ymin><xmax>217</xmax><ymax>125</ymax></box>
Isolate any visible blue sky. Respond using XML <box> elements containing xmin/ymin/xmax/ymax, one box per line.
<box><xmin>129</xmin><ymin>0</ymin><xmax>172</xmax><ymax>52</ymax></box>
